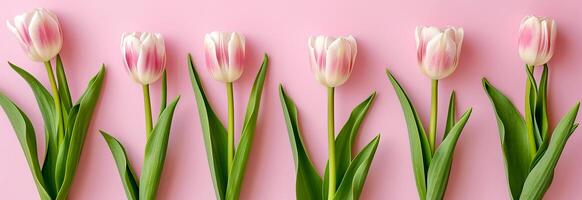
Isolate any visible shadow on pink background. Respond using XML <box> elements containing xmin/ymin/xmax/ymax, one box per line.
<box><xmin>0</xmin><ymin>0</ymin><xmax>581</xmax><ymax>199</ymax></box>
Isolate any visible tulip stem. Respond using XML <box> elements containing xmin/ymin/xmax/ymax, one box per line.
<box><xmin>227</xmin><ymin>82</ymin><xmax>235</xmax><ymax>173</ymax></box>
<box><xmin>44</xmin><ymin>61</ymin><xmax>65</xmax><ymax>143</ymax></box>
<box><xmin>143</xmin><ymin>84</ymin><xmax>153</xmax><ymax>140</ymax></box>
<box><xmin>429</xmin><ymin>79</ymin><xmax>438</xmax><ymax>153</ymax></box>
<box><xmin>327</xmin><ymin>87</ymin><xmax>336</xmax><ymax>200</ymax></box>
<box><xmin>525</xmin><ymin>65</ymin><xmax>537</xmax><ymax>157</ymax></box>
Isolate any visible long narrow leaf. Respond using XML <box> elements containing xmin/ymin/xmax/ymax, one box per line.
<box><xmin>482</xmin><ymin>78</ymin><xmax>530</xmax><ymax>199</ymax></box>
<box><xmin>426</xmin><ymin>109</ymin><xmax>472</xmax><ymax>200</ymax></box>
<box><xmin>525</xmin><ymin>66</ymin><xmax>541</xmax><ymax>146</ymax></box>
<box><xmin>444</xmin><ymin>91</ymin><xmax>456</xmax><ymax>139</ymax></box>
<box><xmin>535</xmin><ymin>65</ymin><xmax>549</xmax><ymax>141</ymax></box>
<box><xmin>140</xmin><ymin>97</ymin><xmax>180</xmax><ymax>200</ymax></box>
<box><xmin>56</xmin><ymin>66</ymin><xmax>105</xmax><ymax>200</ymax></box>
<box><xmin>520</xmin><ymin>103</ymin><xmax>580</xmax><ymax>200</ymax></box>
<box><xmin>55</xmin><ymin>55</ymin><xmax>73</xmax><ymax>114</ymax></box>
<box><xmin>226</xmin><ymin>54</ymin><xmax>269</xmax><ymax>200</ymax></box>
<box><xmin>279</xmin><ymin>85</ymin><xmax>323</xmax><ymax>200</ymax></box>
<box><xmin>159</xmin><ymin>70</ymin><xmax>167</xmax><ymax>117</ymax></box>
<box><xmin>188</xmin><ymin>54</ymin><xmax>229</xmax><ymax>200</ymax></box>
<box><xmin>0</xmin><ymin>93</ymin><xmax>52</xmax><ymax>199</ymax></box>
<box><xmin>333</xmin><ymin>135</ymin><xmax>380</xmax><ymax>200</ymax></box>
<box><xmin>386</xmin><ymin>70</ymin><xmax>432</xmax><ymax>199</ymax></box>
<box><xmin>101</xmin><ymin>131</ymin><xmax>139</xmax><ymax>200</ymax></box>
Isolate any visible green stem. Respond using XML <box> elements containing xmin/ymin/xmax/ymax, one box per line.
<box><xmin>44</xmin><ymin>61</ymin><xmax>64</xmax><ymax>142</ymax></box>
<box><xmin>327</xmin><ymin>87</ymin><xmax>336</xmax><ymax>200</ymax></box>
<box><xmin>227</xmin><ymin>82</ymin><xmax>235</xmax><ymax>173</ymax></box>
<box><xmin>525</xmin><ymin>65</ymin><xmax>537</xmax><ymax>157</ymax></box>
<box><xmin>142</xmin><ymin>84</ymin><xmax>153</xmax><ymax>140</ymax></box>
<box><xmin>429</xmin><ymin>79</ymin><xmax>438</xmax><ymax>153</ymax></box>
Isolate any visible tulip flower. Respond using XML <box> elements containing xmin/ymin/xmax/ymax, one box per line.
<box><xmin>121</xmin><ymin>32</ymin><xmax>166</xmax><ymax>139</ymax></box>
<box><xmin>204</xmin><ymin>31</ymin><xmax>245</xmax><ymax>83</ymax></box>
<box><xmin>518</xmin><ymin>16</ymin><xmax>556</xmax><ymax>67</ymax></box>
<box><xmin>6</xmin><ymin>8</ymin><xmax>63</xmax><ymax>62</ymax></box>
<box><xmin>308</xmin><ymin>35</ymin><xmax>358</xmax><ymax>199</ymax></box>
<box><xmin>415</xmin><ymin>26</ymin><xmax>464</xmax><ymax>152</ymax></box>
<box><xmin>308</xmin><ymin>35</ymin><xmax>357</xmax><ymax>87</ymax></box>
<box><xmin>416</xmin><ymin>26</ymin><xmax>463</xmax><ymax>80</ymax></box>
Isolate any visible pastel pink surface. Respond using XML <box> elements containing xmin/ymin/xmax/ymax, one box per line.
<box><xmin>0</xmin><ymin>0</ymin><xmax>581</xmax><ymax>199</ymax></box>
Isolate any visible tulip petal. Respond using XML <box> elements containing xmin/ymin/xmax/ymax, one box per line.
<box><xmin>227</xmin><ymin>32</ymin><xmax>245</xmax><ymax>81</ymax></box>
<box><xmin>423</xmin><ymin>33</ymin><xmax>457</xmax><ymax>79</ymax></box>
<box><xmin>28</xmin><ymin>9</ymin><xmax>62</xmax><ymax>61</ymax></box>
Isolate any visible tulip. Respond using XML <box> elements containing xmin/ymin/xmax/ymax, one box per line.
<box><xmin>6</xmin><ymin>8</ymin><xmax>63</xmax><ymax>62</ymax></box>
<box><xmin>204</xmin><ymin>31</ymin><xmax>245</xmax><ymax>83</ymax></box>
<box><xmin>415</xmin><ymin>26</ymin><xmax>464</xmax><ymax>152</ymax></box>
<box><xmin>416</xmin><ymin>26</ymin><xmax>463</xmax><ymax>80</ymax></box>
<box><xmin>121</xmin><ymin>32</ymin><xmax>166</xmax><ymax>138</ymax></box>
<box><xmin>308</xmin><ymin>35</ymin><xmax>357</xmax><ymax>88</ymax></box>
<box><xmin>121</xmin><ymin>32</ymin><xmax>166</xmax><ymax>85</ymax></box>
<box><xmin>518</xmin><ymin>16</ymin><xmax>556</xmax><ymax>67</ymax></box>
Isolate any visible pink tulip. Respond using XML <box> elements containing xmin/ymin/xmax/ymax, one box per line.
<box><xmin>121</xmin><ymin>32</ymin><xmax>166</xmax><ymax>85</ymax></box>
<box><xmin>204</xmin><ymin>31</ymin><xmax>245</xmax><ymax>83</ymax></box>
<box><xmin>518</xmin><ymin>16</ymin><xmax>556</xmax><ymax>67</ymax></box>
<box><xmin>308</xmin><ymin>35</ymin><xmax>357</xmax><ymax>87</ymax></box>
<box><xmin>6</xmin><ymin>8</ymin><xmax>63</xmax><ymax>62</ymax></box>
<box><xmin>416</xmin><ymin>26</ymin><xmax>464</xmax><ymax>80</ymax></box>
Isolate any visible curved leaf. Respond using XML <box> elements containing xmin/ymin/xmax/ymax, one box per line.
<box><xmin>334</xmin><ymin>135</ymin><xmax>380</xmax><ymax>200</ymax></box>
<box><xmin>482</xmin><ymin>78</ymin><xmax>530</xmax><ymax>199</ymax></box>
<box><xmin>279</xmin><ymin>85</ymin><xmax>322</xmax><ymax>200</ymax></box>
<box><xmin>101</xmin><ymin>131</ymin><xmax>139</xmax><ymax>200</ymax></box>
<box><xmin>188</xmin><ymin>54</ymin><xmax>228</xmax><ymax>200</ymax></box>
<box><xmin>140</xmin><ymin>97</ymin><xmax>180</xmax><ymax>200</ymax></box>
<box><xmin>444</xmin><ymin>91</ymin><xmax>456</xmax><ymax>139</ymax></box>
<box><xmin>226</xmin><ymin>54</ymin><xmax>269</xmax><ymax>200</ymax></box>
<box><xmin>520</xmin><ymin>103</ymin><xmax>579</xmax><ymax>200</ymax></box>
<box><xmin>55</xmin><ymin>55</ymin><xmax>73</xmax><ymax>115</ymax></box>
<box><xmin>426</xmin><ymin>109</ymin><xmax>472</xmax><ymax>200</ymax></box>
<box><xmin>386</xmin><ymin>70</ymin><xmax>432</xmax><ymax>199</ymax></box>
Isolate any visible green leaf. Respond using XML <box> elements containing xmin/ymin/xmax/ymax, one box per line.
<box><xmin>386</xmin><ymin>70</ymin><xmax>432</xmax><ymax>199</ymax></box>
<box><xmin>140</xmin><ymin>97</ymin><xmax>180</xmax><ymax>200</ymax></box>
<box><xmin>159</xmin><ymin>70</ymin><xmax>167</xmax><ymax>117</ymax></box>
<box><xmin>525</xmin><ymin>65</ymin><xmax>541</xmax><ymax>147</ymax></box>
<box><xmin>8</xmin><ymin>62</ymin><xmax>59</xmax><ymax>195</ymax></box>
<box><xmin>534</xmin><ymin>65</ymin><xmax>549</xmax><ymax>141</ymax></box>
<box><xmin>54</xmin><ymin>105</ymin><xmax>79</xmax><ymax>189</ymax></box>
<box><xmin>323</xmin><ymin>92</ymin><xmax>376</xmax><ymax>199</ymax></box>
<box><xmin>101</xmin><ymin>131</ymin><xmax>139</xmax><ymax>200</ymax></box>
<box><xmin>188</xmin><ymin>54</ymin><xmax>229</xmax><ymax>200</ymax></box>
<box><xmin>226</xmin><ymin>54</ymin><xmax>269</xmax><ymax>200</ymax></box>
<box><xmin>444</xmin><ymin>91</ymin><xmax>456</xmax><ymax>139</ymax></box>
<box><xmin>426</xmin><ymin>109</ymin><xmax>472</xmax><ymax>200</ymax></box>
<box><xmin>520</xmin><ymin>103</ymin><xmax>579</xmax><ymax>200</ymax></box>
<box><xmin>482</xmin><ymin>78</ymin><xmax>530</xmax><ymax>199</ymax></box>
<box><xmin>279</xmin><ymin>85</ymin><xmax>323</xmax><ymax>200</ymax></box>
<box><xmin>333</xmin><ymin>135</ymin><xmax>380</xmax><ymax>200</ymax></box>
<box><xmin>55</xmin><ymin>55</ymin><xmax>73</xmax><ymax>115</ymax></box>
<box><xmin>56</xmin><ymin>66</ymin><xmax>105</xmax><ymax>200</ymax></box>
<box><xmin>0</xmin><ymin>92</ymin><xmax>52</xmax><ymax>200</ymax></box>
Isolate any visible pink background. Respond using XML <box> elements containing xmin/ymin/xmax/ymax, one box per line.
<box><xmin>0</xmin><ymin>0</ymin><xmax>581</xmax><ymax>199</ymax></box>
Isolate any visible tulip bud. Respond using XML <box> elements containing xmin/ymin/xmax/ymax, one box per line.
<box><xmin>308</xmin><ymin>35</ymin><xmax>357</xmax><ymax>87</ymax></box>
<box><xmin>204</xmin><ymin>31</ymin><xmax>245</xmax><ymax>83</ymax></box>
<box><xmin>518</xmin><ymin>16</ymin><xmax>556</xmax><ymax>67</ymax></box>
<box><xmin>121</xmin><ymin>32</ymin><xmax>166</xmax><ymax>85</ymax></box>
<box><xmin>416</xmin><ymin>26</ymin><xmax>464</xmax><ymax>80</ymax></box>
<box><xmin>6</xmin><ymin>8</ymin><xmax>63</xmax><ymax>62</ymax></box>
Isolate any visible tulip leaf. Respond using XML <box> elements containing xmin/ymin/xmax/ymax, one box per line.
<box><xmin>55</xmin><ymin>55</ymin><xmax>73</xmax><ymax>115</ymax></box>
<box><xmin>225</xmin><ymin>54</ymin><xmax>269</xmax><ymax>200</ymax></box>
<box><xmin>323</xmin><ymin>92</ymin><xmax>376</xmax><ymax>200</ymax></box>
<box><xmin>188</xmin><ymin>54</ymin><xmax>229</xmax><ymax>200</ymax></box>
<box><xmin>56</xmin><ymin>66</ymin><xmax>105</xmax><ymax>200</ymax></box>
<box><xmin>54</xmin><ymin>105</ymin><xmax>79</xmax><ymax>189</ymax></box>
<box><xmin>159</xmin><ymin>70</ymin><xmax>168</xmax><ymax>116</ymax></box>
<box><xmin>386</xmin><ymin>70</ymin><xmax>432</xmax><ymax>199</ymax></box>
<box><xmin>482</xmin><ymin>78</ymin><xmax>531</xmax><ymax>199</ymax></box>
<box><xmin>520</xmin><ymin>103</ymin><xmax>579</xmax><ymax>200</ymax></box>
<box><xmin>101</xmin><ymin>131</ymin><xmax>139</xmax><ymax>200</ymax></box>
<box><xmin>525</xmin><ymin>65</ymin><xmax>542</xmax><ymax>147</ymax></box>
<box><xmin>426</xmin><ymin>109</ymin><xmax>472</xmax><ymax>200</ymax></box>
<box><xmin>444</xmin><ymin>91</ymin><xmax>456</xmax><ymax>139</ymax></box>
<box><xmin>8</xmin><ymin>62</ymin><xmax>59</xmax><ymax>195</ymax></box>
<box><xmin>0</xmin><ymin>92</ymin><xmax>52</xmax><ymax>200</ymax></box>
<box><xmin>333</xmin><ymin>135</ymin><xmax>380</xmax><ymax>200</ymax></box>
<box><xmin>279</xmin><ymin>85</ymin><xmax>323</xmax><ymax>200</ymax></box>
<box><xmin>535</xmin><ymin>65</ymin><xmax>549</xmax><ymax>141</ymax></box>
<box><xmin>140</xmin><ymin>97</ymin><xmax>180</xmax><ymax>200</ymax></box>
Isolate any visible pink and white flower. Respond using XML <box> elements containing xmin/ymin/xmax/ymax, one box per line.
<box><xmin>204</xmin><ymin>31</ymin><xmax>245</xmax><ymax>83</ymax></box>
<box><xmin>518</xmin><ymin>16</ymin><xmax>556</xmax><ymax>66</ymax></box>
<box><xmin>416</xmin><ymin>26</ymin><xmax>464</xmax><ymax>80</ymax></box>
<box><xmin>308</xmin><ymin>35</ymin><xmax>357</xmax><ymax>87</ymax></box>
<box><xmin>6</xmin><ymin>8</ymin><xmax>63</xmax><ymax>62</ymax></box>
<box><xmin>121</xmin><ymin>32</ymin><xmax>166</xmax><ymax>85</ymax></box>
